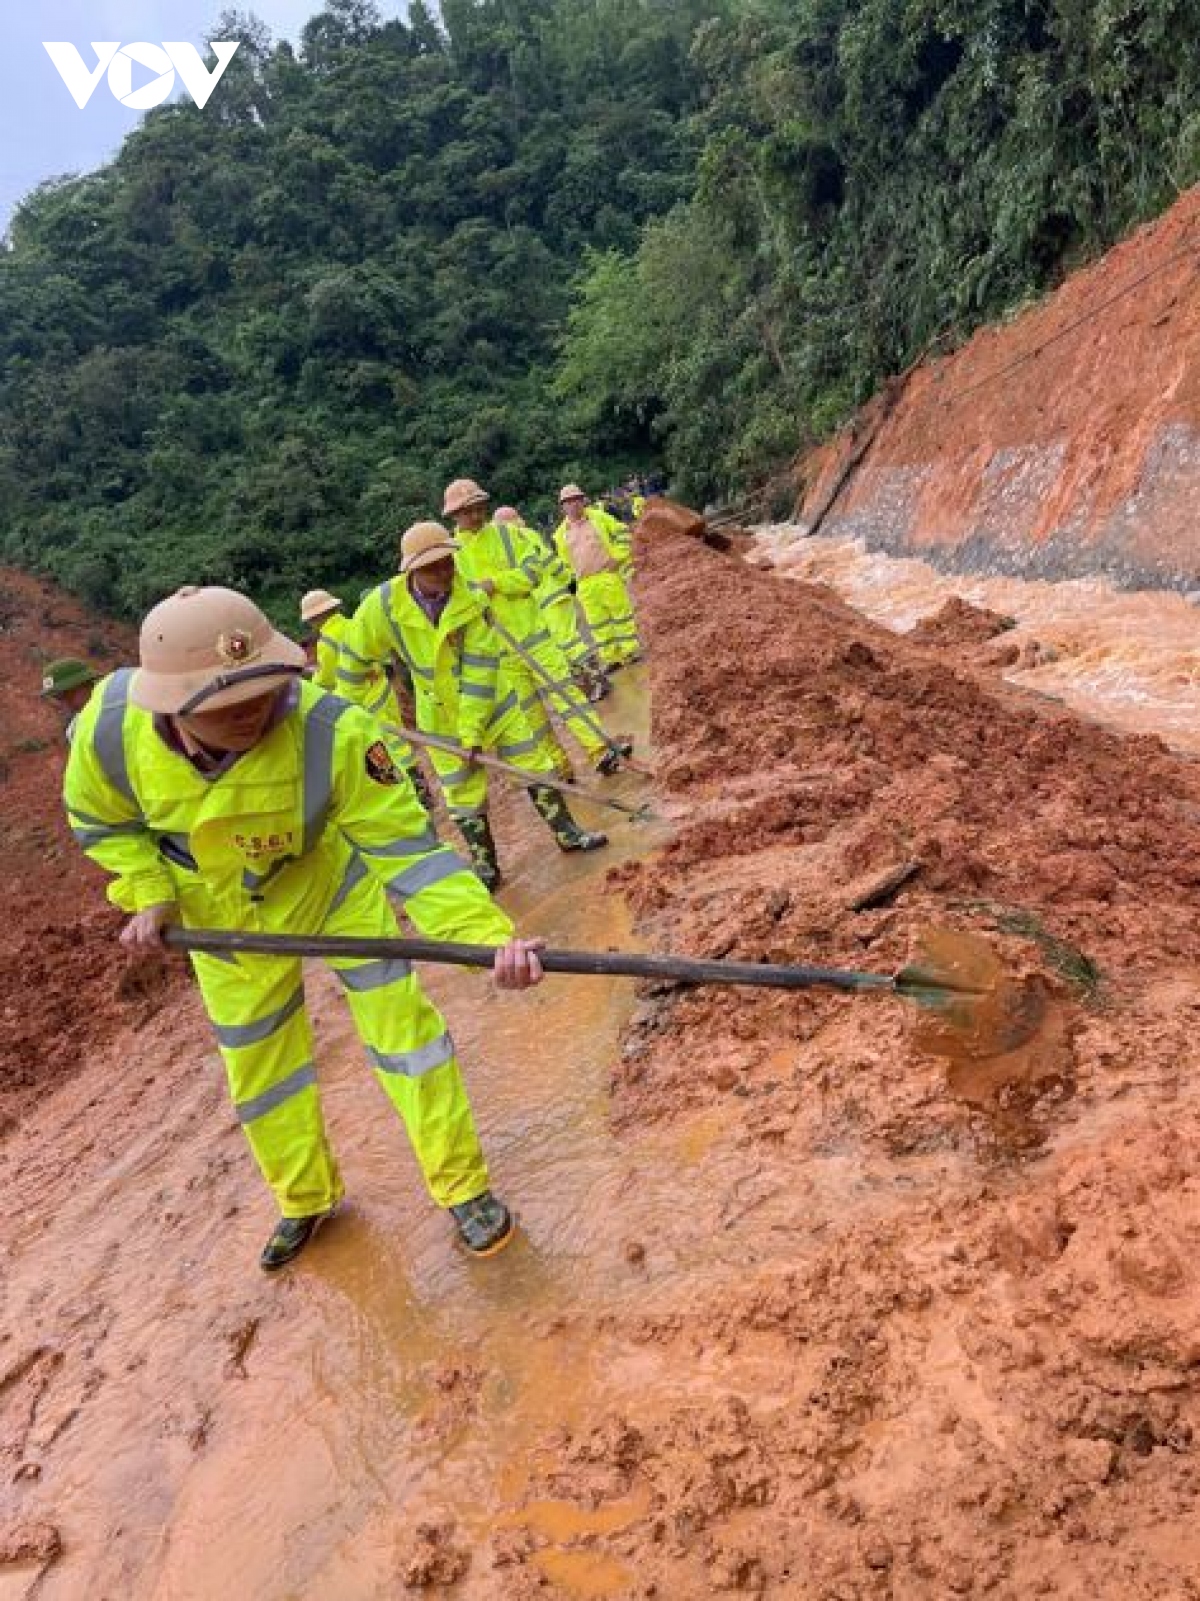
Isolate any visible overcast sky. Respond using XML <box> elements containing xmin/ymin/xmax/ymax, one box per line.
<box><xmin>0</xmin><ymin>1</ymin><xmax>409</xmax><ymax>237</ymax></box>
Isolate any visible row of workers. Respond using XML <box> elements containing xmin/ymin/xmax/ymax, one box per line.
<box><xmin>297</xmin><ymin>479</ymin><xmax>644</xmax><ymax>891</ymax></box>
<box><xmin>57</xmin><ymin>486</ymin><xmax>651</xmax><ymax>1274</ymax></box>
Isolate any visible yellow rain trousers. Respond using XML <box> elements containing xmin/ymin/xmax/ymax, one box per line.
<box><xmin>336</xmin><ymin>573</ymin><xmax>558</xmax><ymax>820</ymax></box>
<box><xmin>455</xmin><ymin>520</ymin><xmax>608</xmax><ymax>765</ymax></box>
<box><xmin>554</xmin><ymin>509</ymin><xmax>642</xmax><ymax>670</ymax></box>
<box><xmin>64</xmin><ymin>673</ymin><xmax>514</xmax><ymax>1219</ymax></box>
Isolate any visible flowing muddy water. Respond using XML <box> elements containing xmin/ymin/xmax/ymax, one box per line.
<box><xmin>756</xmin><ymin>526</ymin><xmax>1200</xmax><ymax>753</ymax></box>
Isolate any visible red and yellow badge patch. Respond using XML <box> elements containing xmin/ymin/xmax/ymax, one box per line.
<box><xmin>365</xmin><ymin>740</ymin><xmax>402</xmax><ymax>785</ymax></box>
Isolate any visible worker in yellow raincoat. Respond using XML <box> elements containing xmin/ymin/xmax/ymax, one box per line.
<box><xmin>493</xmin><ymin>506</ymin><xmax>611</xmax><ymax>704</ymax></box>
<box><xmin>300</xmin><ymin>588</ymin><xmax>432</xmax><ymax>810</ymax></box>
<box><xmin>554</xmin><ymin>484</ymin><xmax>642</xmax><ymax>672</ymax></box>
<box><xmin>336</xmin><ymin>522</ymin><xmax>607</xmax><ymax>890</ymax></box>
<box><xmin>63</xmin><ymin>585</ymin><xmax>545</xmax><ymax>1270</ymax></box>
<box><xmin>441</xmin><ymin>479</ymin><xmax>632</xmax><ymax>776</ymax></box>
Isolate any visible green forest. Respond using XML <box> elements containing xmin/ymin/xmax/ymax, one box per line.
<box><xmin>2</xmin><ymin>0</ymin><xmax>1198</xmax><ymax>619</ymax></box>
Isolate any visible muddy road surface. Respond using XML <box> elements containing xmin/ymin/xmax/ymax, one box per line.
<box><xmin>4</xmin><ymin>534</ymin><xmax>1200</xmax><ymax>1598</ymax></box>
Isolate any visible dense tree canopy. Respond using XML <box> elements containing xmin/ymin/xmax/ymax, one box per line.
<box><xmin>1</xmin><ymin>0</ymin><xmax>1197</xmax><ymax>616</ymax></box>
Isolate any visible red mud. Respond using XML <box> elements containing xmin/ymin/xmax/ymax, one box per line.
<box><xmin>798</xmin><ymin>184</ymin><xmax>1200</xmax><ymax>588</ymax></box>
<box><xmin>5</xmin><ymin>536</ymin><xmax>1200</xmax><ymax>1597</ymax></box>
<box><xmin>0</xmin><ymin>572</ymin><xmax>161</xmax><ymax>1136</ymax></box>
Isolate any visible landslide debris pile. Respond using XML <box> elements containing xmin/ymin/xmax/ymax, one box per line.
<box><xmin>0</xmin><ymin>573</ymin><xmax>162</xmax><ymax>1136</ymax></box>
<box><xmin>526</xmin><ymin>525</ymin><xmax>1200</xmax><ymax>1598</ymax></box>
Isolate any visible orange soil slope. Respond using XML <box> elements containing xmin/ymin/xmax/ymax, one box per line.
<box><xmin>0</xmin><ymin>571</ymin><xmax>154</xmax><ymax>1136</ymax></box>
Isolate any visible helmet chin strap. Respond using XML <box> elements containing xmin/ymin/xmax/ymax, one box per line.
<box><xmin>175</xmin><ymin>663</ymin><xmax>304</xmax><ymax>718</ymax></box>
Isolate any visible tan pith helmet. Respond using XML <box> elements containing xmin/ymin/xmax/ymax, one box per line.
<box><xmin>399</xmin><ymin>521</ymin><xmax>459</xmax><ymax>575</ymax></box>
<box><xmin>442</xmin><ymin>477</ymin><xmax>489</xmax><ymax>516</ymax></box>
<box><xmin>558</xmin><ymin>483</ymin><xmax>587</xmax><ymax>505</ymax></box>
<box><xmin>132</xmin><ymin>586</ymin><xmax>306</xmax><ymax>716</ymax></box>
<box><xmin>493</xmin><ymin>505</ymin><xmax>521</xmax><ymax>524</ymax></box>
<box><xmin>299</xmin><ymin>589</ymin><xmax>342</xmax><ymax>625</ymax></box>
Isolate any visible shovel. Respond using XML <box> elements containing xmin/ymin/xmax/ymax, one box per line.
<box><xmin>478</xmin><ymin>603</ymin><xmax>655</xmax><ymax>778</ymax></box>
<box><xmin>165</xmin><ymin>926</ymin><xmax>1042</xmax><ymax>1056</ymax></box>
<box><xmin>393</xmin><ymin>723</ymin><xmax>658</xmax><ymax>824</ymax></box>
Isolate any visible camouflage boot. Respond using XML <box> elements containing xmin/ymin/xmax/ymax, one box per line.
<box><xmin>526</xmin><ymin>784</ymin><xmax>608</xmax><ymax>853</ymax></box>
<box><xmin>457</xmin><ymin>812</ymin><xmax>501</xmax><ymax>891</ymax></box>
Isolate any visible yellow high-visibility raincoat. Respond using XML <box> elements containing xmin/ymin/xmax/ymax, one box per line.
<box><xmin>64</xmin><ymin>671</ymin><xmax>511</xmax><ymax>1219</ymax></box>
<box><xmin>455</xmin><ymin>520</ymin><xmax>608</xmax><ymax>765</ymax></box>
<box><xmin>553</xmin><ymin>507</ymin><xmax>641</xmax><ymax>669</ymax></box>
<box><xmin>335</xmin><ymin>572</ymin><xmax>556</xmax><ymax>818</ymax></box>
<box><xmin>312</xmin><ymin>608</ymin><xmax>416</xmax><ymax>771</ymax></box>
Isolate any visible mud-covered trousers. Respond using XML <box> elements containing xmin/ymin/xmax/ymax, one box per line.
<box><xmin>190</xmin><ymin>859</ymin><xmax>488</xmax><ymax>1219</ymax></box>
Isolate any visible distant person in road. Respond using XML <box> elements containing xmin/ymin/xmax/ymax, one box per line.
<box><xmin>444</xmin><ymin>479</ymin><xmax>631</xmax><ymax>772</ymax></box>
<box><xmin>40</xmin><ymin>657</ymin><xmax>101</xmax><ymax>743</ymax></box>
<box><xmin>553</xmin><ymin>484</ymin><xmax>642</xmax><ymax>672</ymax></box>
<box><xmin>63</xmin><ymin>585</ymin><xmax>542</xmax><ymax>1270</ymax></box>
<box><xmin>494</xmin><ymin>505</ymin><xmax>611</xmax><ymax>705</ymax></box>
<box><xmin>336</xmin><ymin>522</ymin><xmax>608</xmax><ymax>891</ymax></box>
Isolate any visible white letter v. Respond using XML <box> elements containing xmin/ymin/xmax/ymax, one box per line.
<box><xmin>43</xmin><ymin>42</ymin><xmax>121</xmax><ymax>109</ymax></box>
<box><xmin>163</xmin><ymin>42</ymin><xmax>241</xmax><ymax>109</ymax></box>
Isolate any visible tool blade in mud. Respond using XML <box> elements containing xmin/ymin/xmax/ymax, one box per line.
<box><xmin>904</xmin><ymin>928</ymin><xmax>1048</xmax><ymax>1061</ymax></box>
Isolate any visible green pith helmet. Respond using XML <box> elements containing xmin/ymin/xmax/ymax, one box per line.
<box><xmin>40</xmin><ymin>658</ymin><xmax>101</xmax><ymax>699</ymax></box>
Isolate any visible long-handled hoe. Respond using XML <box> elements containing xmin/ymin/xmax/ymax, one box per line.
<box><xmin>165</xmin><ymin>926</ymin><xmax>1043</xmax><ymax>1058</ymax></box>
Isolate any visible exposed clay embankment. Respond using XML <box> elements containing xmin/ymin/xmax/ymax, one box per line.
<box><xmin>0</xmin><ymin>573</ymin><xmax>161</xmax><ymax>1136</ymax></box>
<box><xmin>798</xmin><ymin>185</ymin><xmax>1200</xmax><ymax>588</ymax></box>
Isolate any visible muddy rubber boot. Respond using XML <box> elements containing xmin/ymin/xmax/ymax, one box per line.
<box><xmin>260</xmin><ymin>1212</ymin><xmax>331</xmax><ymax>1272</ymax></box>
<box><xmin>405</xmin><ymin>764</ymin><xmax>434</xmax><ymax>812</ymax></box>
<box><xmin>526</xmin><ymin>784</ymin><xmax>608</xmax><ymax>853</ymax></box>
<box><xmin>449</xmin><ymin>1190</ymin><xmax>515</xmax><ymax>1257</ymax></box>
<box><xmin>458</xmin><ymin>812</ymin><xmax>502</xmax><ymax>891</ymax></box>
<box><xmin>594</xmin><ymin>735</ymin><xmax>635</xmax><ymax>776</ymax></box>
<box><xmin>574</xmin><ymin>659</ymin><xmax>610</xmax><ymax>703</ymax></box>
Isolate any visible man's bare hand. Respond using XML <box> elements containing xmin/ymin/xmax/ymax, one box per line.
<box><xmin>492</xmin><ymin>936</ymin><xmax>545</xmax><ymax>990</ymax></box>
<box><xmin>120</xmin><ymin>903</ymin><xmax>176</xmax><ymax>956</ymax></box>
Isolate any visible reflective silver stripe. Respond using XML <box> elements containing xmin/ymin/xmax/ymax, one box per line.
<box><xmin>235</xmin><ymin>1061</ymin><xmax>317</xmax><ymax>1124</ymax></box>
<box><xmin>71</xmin><ymin>821</ymin><xmax>143</xmax><ymax>847</ymax></box>
<box><xmin>380</xmin><ymin>582</ymin><xmax>415</xmax><ymax>668</ymax></box>
<box><xmin>326</xmin><ymin>852</ymin><xmax>368</xmax><ymax>919</ymax></box>
<box><xmin>524</xmin><ymin>628</ymin><xmax>552</xmax><ymax>649</ymax></box>
<box><xmin>338</xmin><ymin>639</ymin><xmax>373</xmax><ymax>665</ymax></box>
<box><xmin>489</xmin><ymin>689</ymin><xmax>518</xmax><ymax>720</ymax></box>
<box><xmin>337</xmin><ymin>664</ymin><xmax>372</xmax><ymax>684</ymax></box>
<box><xmin>214</xmin><ymin>988</ymin><xmax>305</xmax><ymax>1050</ymax></box>
<box><xmin>302</xmin><ymin>699</ymin><xmax>353</xmax><ymax>854</ymax></box>
<box><xmin>448</xmin><ymin>802</ymin><xmax>487</xmax><ymax>818</ymax></box>
<box><xmin>354</xmin><ymin>827</ymin><xmax>441</xmax><ymax>859</ymax></box>
<box><xmin>243</xmin><ymin>858</ymin><xmax>291</xmax><ymax>894</ymax></box>
<box><xmin>68</xmin><ymin>804</ymin><xmax>133</xmax><ymax>829</ymax></box>
<box><xmin>460</xmin><ymin>681</ymin><xmax>492</xmax><ymax>701</ymax></box>
<box><xmin>438</xmin><ymin>765</ymin><xmax>474</xmax><ymax>790</ymax></box>
<box><xmin>497</xmin><ymin>522</ymin><xmax>516</xmax><ymax>565</ymax></box>
<box><xmin>388</xmin><ymin>848</ymin><xmax>471</xmax><ymax>898</ymax></box>
<box><xmin>94</xmin><ymin>669</ymin><xmax>136</xmax><ymax>804</ymax></box>
<box><xmin>497</xmin><ymin>733</ymin><xmax>541</xmax><ymax>761</ymax></box>
<box><xmin>159</xmin><ymin>832</ymin><xmax>199</xmax><ymax>870</ymax></box>
<box><xmin>368</xmin><ymin>1033</ymin><xmax>455</xmax><ymax>1078</ymax></box>
<box><xmin>541</xmin><ymin>585</ymin><xmax>572</xmax><ymax>606</ymax></box>
<box><xmin>334</xmin><ymin>957</ymin><xmax>412</xmax><ymax>991</ymax></box>
<box><xmin>520</xmin><ymin>560</ymin><xmax>542</xmax><ymax>585</ymax></box>
<box><xmin>461</xmin><ymin>652</ymin><xmax>498</xmax><ymax>671</ymax></box>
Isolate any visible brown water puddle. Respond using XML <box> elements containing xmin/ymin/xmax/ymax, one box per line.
<box><xmin>758</xmin><ymin>527</ymin><xmax>1200</xmax><ymax>753</ymax></box>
